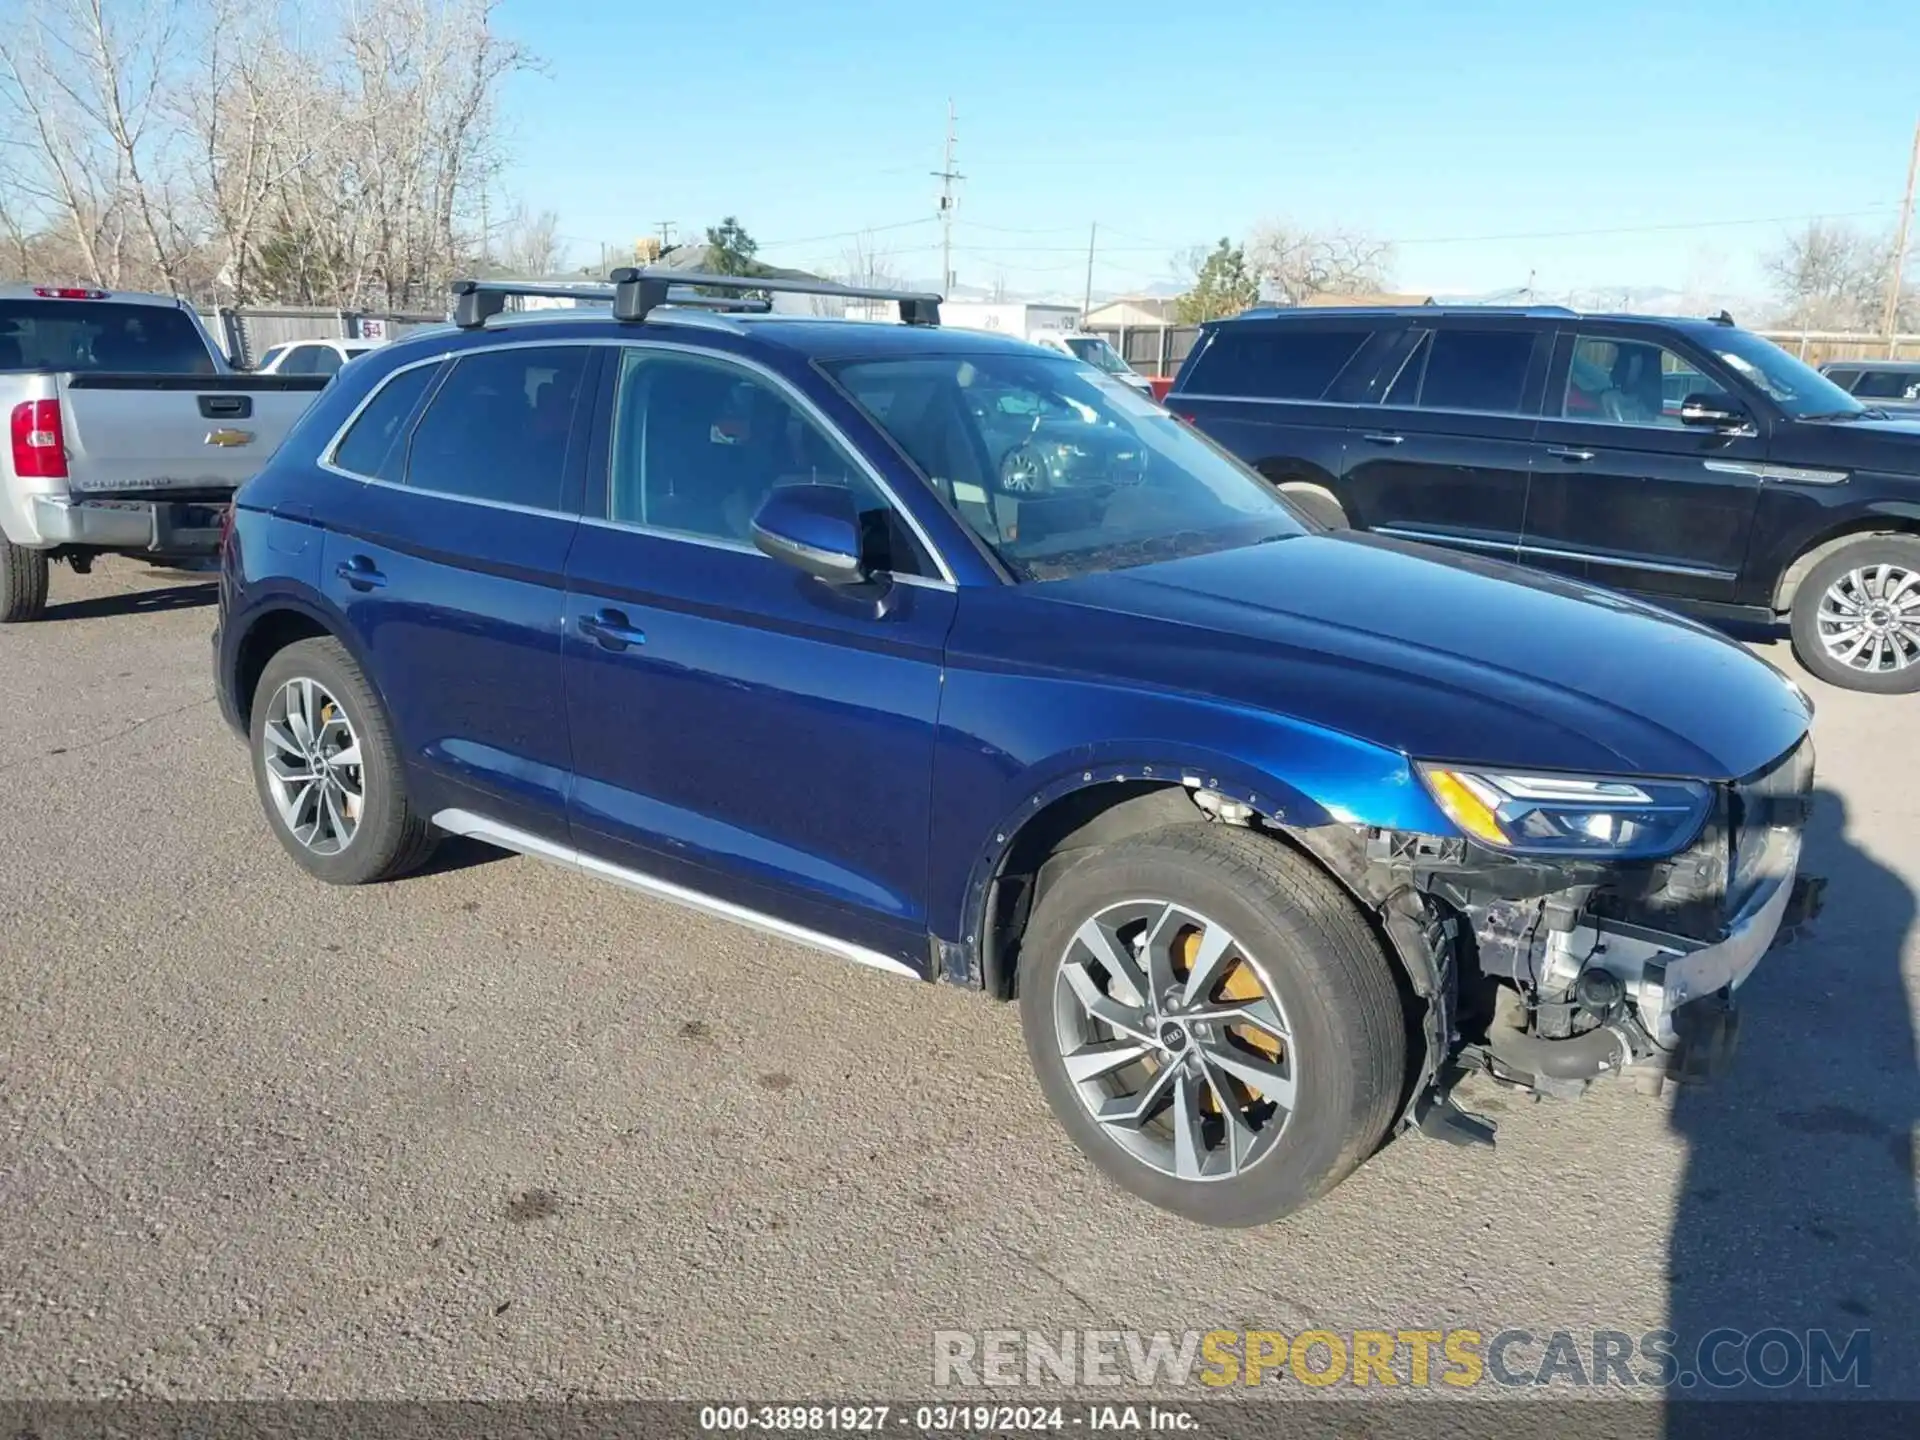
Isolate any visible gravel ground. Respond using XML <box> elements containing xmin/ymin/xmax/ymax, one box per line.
<box><xmin>0</xmin><ymin>559</ymin><xmax>1914</xmax><ymax>1403</ymax></box>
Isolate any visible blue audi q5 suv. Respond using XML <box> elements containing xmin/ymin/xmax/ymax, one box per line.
<box><xmin>213</xmin><ymin>270</ymin><xmax>1821</xmax><ymax>1226</ymax></box>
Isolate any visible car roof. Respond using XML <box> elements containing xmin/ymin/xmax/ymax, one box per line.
<box><xmin>1825</xmin><ymin>358</ymin><xmax>1920</xmax><ymax>372</ymax></box>
<box><xmin>0</xmin><ymin>283</ymin><xmax>186</xmax><ymax>308</ymax></box>
<box><xmin>377</xmin><ymin>308</ymin><xmax>1061</xmax><ymax>365</ymax></box>
<box><xmin>1213</xmin><ymin>304</ymin><xmax>1744</xmax><ymax>332</ymax></box>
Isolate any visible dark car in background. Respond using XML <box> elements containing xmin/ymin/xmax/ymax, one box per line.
<box><xmin>1169</xmin><ymin>305</ymin><xmax>1920</xmax><ymax>693</ymax></box>
<box><xmin>1820</xmin><ymin>357</ymin><xmax>1920</xmax><ymax>419</ymax></box>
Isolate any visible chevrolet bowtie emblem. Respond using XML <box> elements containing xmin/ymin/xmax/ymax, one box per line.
<box><xmin>205</xmin><ymin>428</ymin><xmax>254</xmax><ymax>447</ymax></box>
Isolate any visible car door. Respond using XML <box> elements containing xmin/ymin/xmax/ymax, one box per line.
<box><xmin>1338</xmin><ymin>321</ymin><xmax>1550</xmax><ymax>557</ymax></box>
<box><xmin>1523</xmin><ymin>328</ymin><xmax>1767</xmax><ymax>604</ymax></box>
<box><xmin>562</xmin><ymin>344</ymin><xmax>956</xmax><ymax>969</ymax></box>
<box><xmin>320</xmin><ymin>343</ymin><xmax>595</xmax><ymax>843</ymax></box>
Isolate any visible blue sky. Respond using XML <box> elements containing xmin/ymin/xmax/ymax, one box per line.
<box><xmin>494</xmin><ymin>0</ymin><xmax>1917</xmax><ymax>302</ymax></box>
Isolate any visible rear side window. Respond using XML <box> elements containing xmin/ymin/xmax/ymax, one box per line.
<box><xmin>1387</xmin><ymin>329</ymin><xmax>1535</xmax><ymax>414</ymax></box>
<box><xmin>405</xmin><ymin>346</ymin><xmax>590</xmax><ymax>511</ymax></box>
<box><xmin>330</xmin><ymin>364</ymin><xmax>439</xmax><ymax>480</ymax></box>
<box><xmin>1184</xmin><ymin>326</ymin><xmax>1371</xmax><ymax>400</ymax></box>
<box><xmin>0</xmin><ymin>299</ymin><xmax>216</xmax><ymax>374</ymax></box>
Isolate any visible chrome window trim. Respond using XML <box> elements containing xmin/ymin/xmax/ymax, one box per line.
<box><xmin>316</xmin><ymin>335</ymin><xmax>958</xmax><ymax>584</ymax></box>
<box><xmin>432</xmin><ymin>807</ymin><xmax>918</xmax><ymax>980</ymax></box>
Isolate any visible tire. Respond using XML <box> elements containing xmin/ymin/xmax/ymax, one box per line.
<box><xmin>1277</xmin><ymin>483</ymin><xmax>1348</xmax><ymax>530</ymax></box>
<box><xmin>249</xmin><ymin>636</ymin><xmax>437</xmax><ymax>884</ymax></box>
<box><xmin>1788</xmin><ymin>535</ymin><xmax>1920</xmax><ymax>694</ymax></box>
<box><xmin>1017</xmin><ymin>823</ymin><xmax>1406</xmax><ymax>1226</ymax></box>
<box><xmin>0</xmin><ymin>535</ymin><xmax>50</xmax><ymax>622</ymax></box>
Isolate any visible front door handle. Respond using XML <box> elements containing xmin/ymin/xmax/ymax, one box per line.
<box><xmin>1547</xmin><ymin>446</ymin><xmax>1597</xmax><ymax>462</ymax></box>
<box><xmin>334</xmin><ymin>557</ymin><xmax>386</xmax><ymax>590</ymax></box>
<box><xmin>1362</xmin><ymin>432</ymin><xmax>1405</xmax><ymax>446</ymax></box>
<box><xmin>579</xmin><ymin>608</ymin><xmax>646</xmax><ymax>651</ymax></box>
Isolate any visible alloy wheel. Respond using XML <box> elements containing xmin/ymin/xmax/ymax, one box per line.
<box><xmin>1816</xmin><ymin>563</ymin><xmax>1920</xmax><ymax>675</ymax></box>
<box><xmin>1051</xmin><ymin>899</ymin><xmax>1296</xmax><ymax>1182</ymax></box>
<box><xmin>261</xmin><ymin>676</ymin><xmax>364</xmax><ymax>855</ymax></box>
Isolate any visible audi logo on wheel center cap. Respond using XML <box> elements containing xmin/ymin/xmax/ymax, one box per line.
<box><xmin>1158</xmin><ymin>1021</ymin><xmax>1188</xmax><ymax>1052</ymax></box>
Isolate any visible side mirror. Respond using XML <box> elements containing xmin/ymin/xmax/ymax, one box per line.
<box><xmin>750</xmin><ymin>485</ymin><xmax>867</xmax><ymax>585</ymax></box>
<box><xmin>1679</xmin><ymin>393</ymin><xmax>1748</xmax><ymax>429</ymax></box>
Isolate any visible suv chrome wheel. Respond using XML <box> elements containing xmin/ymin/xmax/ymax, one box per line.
<box><xmin>1052</xmin><ymin>899</ymin><xmax>1296</xmax><ymax>1182</ymax></box>
<box><xmin>1816</xmin><ymin>562</ymin><xmax>1920</xmax><ymax>675</ymax></box>
<box><xmin>261</xmin><ymin>676</ymin><xmax>364</xmax><ymax>855</ymax></box>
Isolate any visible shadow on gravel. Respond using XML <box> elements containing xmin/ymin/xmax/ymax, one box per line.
<box><xmin>41</xmin><ymin>581</ymin><xmax>218</xmax><ymax>622</ymax></box>
<box><xmin>412</xmin><ymin>834</ymin><xmax>512</xmax><ymax>878</ymax></box>
<box><xmin>1667</xmin><ymin>786</ymin><xmax>1918</xmax><ymax>1432</ymax></box>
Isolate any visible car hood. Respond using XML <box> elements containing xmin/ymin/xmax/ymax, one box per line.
<box><xmin>1043</xmin><ymin>532</ymin><xmax>1811</xmax><ymax>781</ymax></box>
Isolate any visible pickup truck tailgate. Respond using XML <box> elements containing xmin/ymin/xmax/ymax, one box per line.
<box><xmin>59</xmin><ymin>373</ymin><xmax>328</xmax><ymax>498</ymax></box>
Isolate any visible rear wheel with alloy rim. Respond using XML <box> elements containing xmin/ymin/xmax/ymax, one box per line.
<box><xmin>249</xmin><ymin>636</ymin><xmax>437</xmax><ymax>883</ymax></box>
<box><xmin>1018</xmin><ymin>823</ymin><xmax>1407</xmax><ymax>1226</ymax></box>
<box><xmin>1789</xmin><ymin>536</ymin><xmax>1920</xmax><ymax>694</ymax></box>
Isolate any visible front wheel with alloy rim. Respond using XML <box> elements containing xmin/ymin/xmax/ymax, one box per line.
<box><xmin>1789</xmin><ymin>536</ymin><xmax>1920</xmax><ymax>694</ymax></box>
<box><xmin>1018</xmin><ymin>823</ymin><xmax>1407</xmax><ymax>1226</ymax></box>
<box><xmin>249</xmin><ymin>636</ymin><xmax>437</xmax><ymax>884</ymax></box>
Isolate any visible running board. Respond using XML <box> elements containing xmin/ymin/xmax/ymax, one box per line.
<box><xmin>431</xmin><ymin>808</ymin><xmax>919</xmax><ymax>980</ymax></box>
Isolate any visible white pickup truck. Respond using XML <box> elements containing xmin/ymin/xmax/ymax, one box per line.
<box><xmin>0</xmin><ymin>285</ymin><xmax>329</xmax><ymax>621</ymax></box>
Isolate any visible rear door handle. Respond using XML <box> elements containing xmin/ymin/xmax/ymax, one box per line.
<box><xmin>579</xmin><ymin>608</ymin><xmax>646</xmax><ymax>651</ymax></box>
<box><xmin>1362</xmin><ymin>432</ymin><xmax>1404</xmax><ymax>446</ymax></box>
<box><xmin>1547</xmin><ymin>446</ymin><xmax>1597</xmax><ymax>462</ymax></box>
<box><xmin>334</xmin><ymin>557</ymin><xmax>386</xmax><ymax>590</ymax></box>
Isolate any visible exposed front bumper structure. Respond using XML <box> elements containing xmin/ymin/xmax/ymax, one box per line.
<box><xmin>30</xmin><ymin>495</ymin><xmax>226</xmax><ymax>554</ymax></box>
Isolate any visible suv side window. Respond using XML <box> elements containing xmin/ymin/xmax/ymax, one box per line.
<box><xmin>1183</xmin><ymin>326</ymin><xmax>1373</xmax><ymax>400</ymax></box>
<box><xmin>1387</xmin><ymin>328</ymin><xmax>1536</xmax><ymax>413</ymax></box>
<box><xmin>405</xmin><ymin>346</ymin><xmax>590</xmax><ymax>510</ymax></box>
<box><xmin>330</xmin><ymin>362</ymin><xmax>441</xmax><ymax>480</ymax></box>
<box><xmin>1561</xmin><ymin>335</ymin><xmax>1730</xmax><ymax>427</ymax></box>
<box><xmin>607</xmin><ymin>349</ymin><xmax>930</xmax><ymax>576</ymax></box>
<box><xmin>1851</xmin><ymin>369</ymin><xmax>1920</xmax><ymax>401</ymax></box>
<box><xmin>309</xmin><ymin>347</ymin><xmax>346</xmax><ymax>377</ymax></box>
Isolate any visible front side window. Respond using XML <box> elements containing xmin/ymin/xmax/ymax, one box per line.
<box><xmin>607</xmin><ymin>350</ymin><xmax>928</xmax><ymax>575</ymax></box>
<box><xmin>829</xmin><ymin>352</ymin><xmax>1305</xmax><ymax>582</ymax></box>
<box><xmin>1388</xmin><ymin>328</ymin><xmax>1536</xmax><ymax>414</ymax></box>
<box><xmin>404</xmin><ymin>346</ymin><xmax>589</xmax><ymax>510</ymax></box>
<box><xmin>1560</xmin><ymin>335</ymin><xmax>1730</xmax><ymax>427</ymax></box>
<box><xmin>1063</xmin><ymin>336</ymin><xmax>1132</xmax><ymax>375</ymax></box>
<box><xmin>330</xmin><ymin>363</ymin><xmax>440</xmax><ymax>480</ymax></box>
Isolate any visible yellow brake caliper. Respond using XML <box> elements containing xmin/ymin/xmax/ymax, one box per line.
<box><xmin>1178</xmin><ymin>928</ymin><xmax>1282</xmax><ymax>1113</ymax></box>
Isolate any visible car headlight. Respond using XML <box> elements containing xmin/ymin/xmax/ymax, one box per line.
<box><xmin>1416</xmin><ymin>764</ymin><xmax>1713</xmax><ymax>859</ymax></box>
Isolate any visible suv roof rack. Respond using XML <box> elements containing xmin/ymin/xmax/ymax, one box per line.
<box><xmin>609</xmin><ymin>267</ymin><xmax>942</xmax><ymax>326</ymax></box>
<box><xmin>448</xmin><ymin>271</ymin><xmax>944</xmax><ymax>330</ymax></box>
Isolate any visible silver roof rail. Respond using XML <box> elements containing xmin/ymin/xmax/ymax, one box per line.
<box><xmin>609</xmin><ymin>267</ymin><xmax>942</xmax><ymax>326</ymax></box>
<box><xmin>449</xmin><ymin>278</ymin><xmax>769</xmax><ymax>330</ymax></box>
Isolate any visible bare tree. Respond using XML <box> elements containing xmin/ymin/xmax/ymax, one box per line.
<box><xmin>1763</xmin><ymin>220</ymin><xmax>1910</xmax><ymax>331</ymax></box>
<box><xmin>1246</xmin><ymin>220</ymin><xmax>1395</xmax><ymax>305</ymax></box>
<box><xmin>837</xmin><ymin>232</ymin><xmax>906</xmax><ymax>290</ymax></box>
<box><xmin>496</xmin><ymin>207</ymin><xmax>565</xmax><ymax>277</ymax></box>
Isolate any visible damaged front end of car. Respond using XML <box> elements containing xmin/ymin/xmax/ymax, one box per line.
<box><xmin>1320</xmin><ymin>737</ymin><xmax>1824</xmax><ymax>1126</ymax></box>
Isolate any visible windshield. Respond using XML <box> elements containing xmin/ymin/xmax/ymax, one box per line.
<box><xmin>1062</xmin><ymin>336</ymin><xmax>1131</xmax><ymax>375</ymax></box>
<box><xmin>828</xmin><ymin>352</ymin><xmax>1305</xmax><ymax>581</ymax></box>
<box><xmin>1704</xmin><ymin>328</ymin><xmax>1864</xmax><ymax>419</ymax></box>
<box><xmin>0</xmin><ymin>299</ymin><xmax>216</xmax><ymax>374</ymax></box>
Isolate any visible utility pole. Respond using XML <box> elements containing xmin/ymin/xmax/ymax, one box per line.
<box><xmin>1882</xmin><ymin>117</ymin><xmax>1920</xmax><ymax>348</ymax></box>
<box><xmin>1082</xmin><ymin>222</ymin><xmax>1097</xmax><ymax>321</ymax></box>
<box><xmin>932</xmin><ymin>99</ymin><xmax>963</xmax><ymax>295</ymax></box>
<box><xmin>479</xmin><ymin>186</ymin><xmax>491</xmax><ymax>270</ymax></box>
<box><xmin>654</xmin><ymin>220</ymin><xmax>677</xmax><ymax>252</ymax></box>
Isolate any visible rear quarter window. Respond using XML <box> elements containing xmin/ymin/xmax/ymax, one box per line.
<box><xmin>330</xmin><ymin>364</ymin><xmax>441</xmax><ymax>480</ymax></box>
<box><xmin>1183</xmin><ymin>325</ymin><xmax>1373</xmax><ymax>400</ymax></box>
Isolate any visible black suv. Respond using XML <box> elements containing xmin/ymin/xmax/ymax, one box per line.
<box><xmin>1169</xmin><ymin>305</ymin><xmax>1920</xmax><ymax>693</ymax></box>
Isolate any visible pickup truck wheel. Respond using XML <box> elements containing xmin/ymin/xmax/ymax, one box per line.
<box><xmin>250</xmin><ymin>637</ymin><xmax>437</xmax><ymax>884</ymax></box>
<box><xmin>1017</xmin><ymin>823</ymin><xmax>1405</xmax><ymax>1226</ymax></box>
<box><xmin>1788</xmin><ymin>536</ymin><xmax>1920</xmax><ymax>693</ymax></box>
<box><xmin>0</xmin><ymin>535</ymin><xmax>50</xmax><ymax>622</ymax></box>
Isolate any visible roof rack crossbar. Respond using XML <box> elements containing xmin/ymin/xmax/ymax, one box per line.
<box><xmin>609</xmin><ymin>267</ymin><xmax>942</xmax><ymax>326</ymax></box>
<box><xmin>449</xmin><ymin>278</ymin><xmax>773</xmax><ymax>329</ymax></box>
